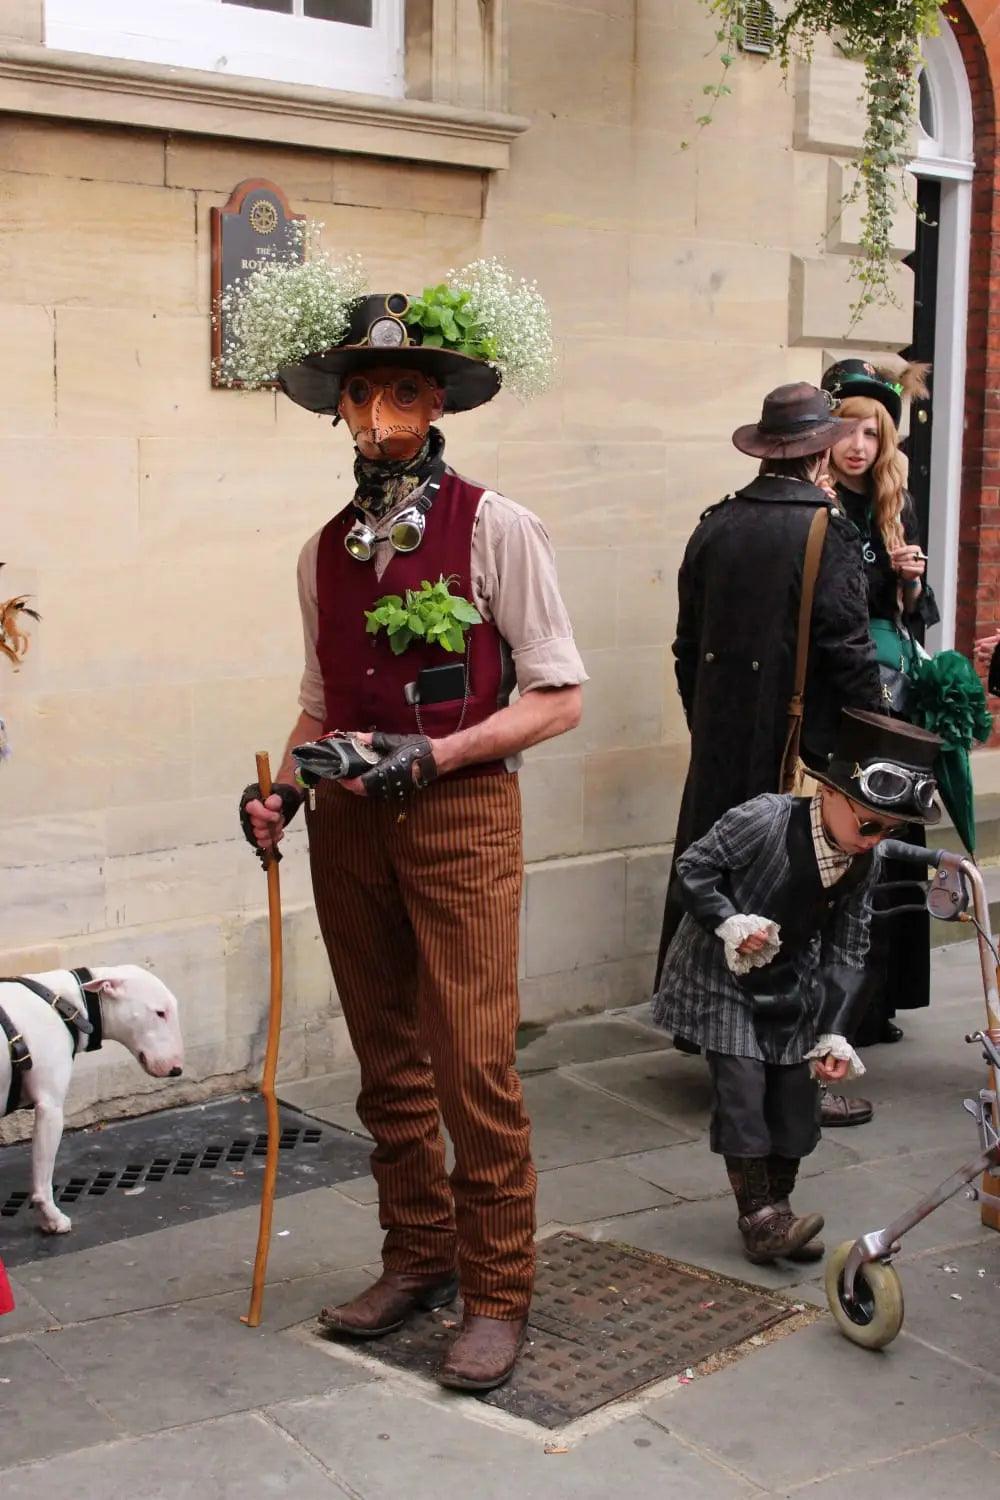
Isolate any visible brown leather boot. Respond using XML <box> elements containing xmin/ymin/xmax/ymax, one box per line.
<box><xmin>437</xmin><ymin>1313</ymin><xmax>528</xmax><ymax>1391</ymax></box>
<box><xmin>766</xmin><ymin>1156</ymin><xmax>824</xmax><ymax>1260</ymax></box>
<box><xmin>318</xmin><ymin>1270</ymin><xmax>458</xmax><ymax>1340</ymax></box>
<box><xmin>738</xmin><ymin>1204</ymin><xmax>825</xmax><ymax>1265</ymax></box>
<box><xmin>770</xmin><ymin>1200</ymin><xmax>825</xmax><ymax>1261</ymax></box>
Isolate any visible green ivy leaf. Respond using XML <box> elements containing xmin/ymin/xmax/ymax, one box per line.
<box><xmin>421</xmin><ymin>332</ymin><xmax>444</xmax><ymax>348</ymax></box>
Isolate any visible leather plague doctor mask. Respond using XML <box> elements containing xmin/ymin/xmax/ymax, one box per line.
<box><xmin>338</xmin><ymin>367</ymin><xmax>444</xmax><ymax>463</ymax></box>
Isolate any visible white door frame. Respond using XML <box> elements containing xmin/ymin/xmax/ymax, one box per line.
<box><xmin>909</xmin><ymin>18</ymin><xmax>975</xmax><ymax>652</ymax></box>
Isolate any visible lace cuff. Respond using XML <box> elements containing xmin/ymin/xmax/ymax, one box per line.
<box><xmin>715</xmin><ymin>914</ymin><xmax>782</xmax><ymax>976</ymax></box>
<box><xmin>804</xmin><ymin>1033</ymin><xmax>866</xmax><ymax>1081</ymax></box>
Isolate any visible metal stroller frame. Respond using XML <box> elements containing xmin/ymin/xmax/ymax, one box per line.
<box><xmin>826</xmin><ymin>840</ymin><xmax>1000</xmax><ymax>1349</ymax></box>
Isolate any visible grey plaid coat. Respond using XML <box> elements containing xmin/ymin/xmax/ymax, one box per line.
<box><xmin>651</xmin><ymin>793</ymin><xmax>878</xmax><ymax>1064</ymax></box>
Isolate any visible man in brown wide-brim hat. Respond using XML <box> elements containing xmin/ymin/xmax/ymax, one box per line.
<box><xmin>654</xmin><ymin>381</ymin><xmax>884</xmax><ymax>1127</ymax></box>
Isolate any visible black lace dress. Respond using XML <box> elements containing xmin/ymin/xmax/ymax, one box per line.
<box><xmin>836</xmin><ymin>483</ymin><xmax>940</xmax><ymax>1042</ymax></box>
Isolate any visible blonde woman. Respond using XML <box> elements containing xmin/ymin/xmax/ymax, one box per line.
<box><xmin>821</xmin><ymin>359</ymin><xmax>938</xmax><ymax>1050</ymax></box>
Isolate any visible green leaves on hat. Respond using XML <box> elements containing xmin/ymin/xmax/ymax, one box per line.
<box><xmin>405</xmin><ymin>286</ymin><xmax>497</xmax><ymax>361</ymax></box>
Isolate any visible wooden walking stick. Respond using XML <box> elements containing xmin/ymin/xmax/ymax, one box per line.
<box><xmin>242</xmin><ymin>751</ymin><xmax>284</xmax><ymax>1327</ymax></box>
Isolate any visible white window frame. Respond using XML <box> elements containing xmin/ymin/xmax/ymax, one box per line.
<box><xmin>45</xmin><ymin>0</ymin><xmax>405</xmax><ymax>98</ymax></box>
<box><xmin>909</xmin><ymin>18</ymin><xmax>975</xmax><ymax>654</ymax></box>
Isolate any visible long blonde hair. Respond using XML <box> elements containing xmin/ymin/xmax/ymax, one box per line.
<box><xmin>831</xmin><ymin>395</ymin><xmax>907</xmax><ymax>553</ymax></box>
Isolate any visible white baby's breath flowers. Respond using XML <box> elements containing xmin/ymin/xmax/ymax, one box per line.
<box><xmin>448</xmin><ymin>258</ymin><xmax>554</xmax><ymax>399</ymax></box>
<box><xmin>217</xmin><ymin>221</ymin><xmax>367</xmax><ymax>387</ymax></box>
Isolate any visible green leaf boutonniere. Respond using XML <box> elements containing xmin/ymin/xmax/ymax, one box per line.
<box><xmin>364</xmin><ymin>575</ymin><xmax>482</xmax><ymax>657</ymax></box>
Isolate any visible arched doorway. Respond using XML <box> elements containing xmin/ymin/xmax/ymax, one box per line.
<box><xmin>908</xmin><ymin>18</ymin><xmax>975</xmax><ymax>651</ymax></box>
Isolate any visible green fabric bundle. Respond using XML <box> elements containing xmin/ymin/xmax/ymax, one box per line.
<box><xmin>909</xmin><ymin>650</ymin><xmax>993</xmax><ymax>854</ymax></box>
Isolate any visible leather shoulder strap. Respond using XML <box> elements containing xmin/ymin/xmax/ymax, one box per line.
<box><xmin>794</xmin><ymin>506</ymin><xmax>830</xmax><ymax>699</ymax></box>
<box><xmin>779</xmin><ymin>506</ymin><xmax>830</xmax><ymax>792</ymax></box>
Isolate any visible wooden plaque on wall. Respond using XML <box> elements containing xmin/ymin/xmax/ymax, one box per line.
<box><xmin>210</xmin><ymin>179</ymin><xmax>305</xmax><ymax>388</ymax></box>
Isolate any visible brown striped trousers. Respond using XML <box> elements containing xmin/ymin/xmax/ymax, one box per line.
<box><xmin>306</xmin><ymin>771</ymin><xmax>536</xmax><ymax>1319</ymax></box>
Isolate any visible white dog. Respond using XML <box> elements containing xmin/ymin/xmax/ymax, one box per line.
<box><xmin>0</xmin><ymin>965</ymin><xmax>184</xmax><ymax>1235</ymax></box>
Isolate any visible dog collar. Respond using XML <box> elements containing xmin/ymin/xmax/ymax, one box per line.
<box><xmin>69</xmin><ymin>968</ymin><xmax>104</xmax><ymax>1053</ymax></box>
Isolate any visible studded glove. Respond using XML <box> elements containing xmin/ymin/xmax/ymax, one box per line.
<box><xmin>238</xmin><ymin>781</ymin><xmax>303</xmax><ymax>866</ymax></box>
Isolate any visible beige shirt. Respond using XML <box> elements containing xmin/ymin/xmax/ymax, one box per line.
<box><xmin>296</xmin><ymin>485</ymin><xmax>587</xmax><ymax>723</ymax></box>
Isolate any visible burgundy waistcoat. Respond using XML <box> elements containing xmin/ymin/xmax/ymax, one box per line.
<box><xmin>315</xmin><ymin>467</ymin><xmax>513</xmax><ymax>741</ymax></box>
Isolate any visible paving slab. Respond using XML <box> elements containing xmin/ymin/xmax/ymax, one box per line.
<box><xmin>521</xmin><ymin>1072</ymin><xmax>690</xmax><ymax>1171</ymax></box>
<box><xmin>11</xmin><ymin>1187</ymin><xmax>382</xmax><ymax>1324</ymax></box>
<box><xmin>515</xmin><ymin>1017</ymin><xmax>670</xmax><ymax>1075</ymax></box>
<box><xmin>620</xmin><ymin>1133</ymin><xmax>858</xmax><ymax>1201</ymax></box>
<box><xmin>279</xmin><ymin>1066</ymin><xmax>361</xmax><ymax>1115</ymax></box>
<box><xmin>535</xmin><ymin>1159</ymin><xmax>678</xmax><ymax>1224</ymax></box>
<box><xmin>0</xmin><ymin>1338</ymin><xmax>122</xmax><ymax>1469</ymax></box>
<box><xmin>211</xmin><ymin>1269</ymin><xmax>377</xmax><ymax>1333</ymax></box>
<box><xmin>0</xmin><ymin>1276</ymin><xmax>57</xmax><ymax>1337</ymax></box>
<box><xmin>586</xmin><ymin>1155</ymin><xmax>996</xmax><ymax>1301</ymax></box>
<box><xmin>567</xmin><ymin>1050</ymin><xmax>716</xmax><ymax>1122</ymax></box>
<box><xmin>865</xmin><ymin>1239</ymin><xmax>1000</xmax><ymax>1374</ymax></box>
<box><xmin>304</xmin><ymin>1101</ymin><xmax>370</xmax><ymax>1138</ymax></box>
<box><xmin>270</xmin><ymin>1383</ymin><xmax>753</xmax><ymax>1500</ymax></box>
<box><xmin>644</xmin><ymin>1320</ymin><xmax>996</xmax><ymax>1490</ymax></box>
<box><xmin>33</xmin><ymin>1298</ymin><xmax>369</xmax><ymax>1436</ymax></box>
<box><xmin>770</xmin><ymin>1435</ymin><xmax>996</xmax><ymax>1500</ymax></box>
<box><xmin>0</xmin><ymin>1411</ymin><xmax>350</xmax><ymax>1500</ymax></box>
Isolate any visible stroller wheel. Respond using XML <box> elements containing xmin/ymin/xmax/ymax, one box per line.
<box><xmin>825</xmin><ymin>1240</ymin><xmax>904</xmax><ymax>1349</ymax></box>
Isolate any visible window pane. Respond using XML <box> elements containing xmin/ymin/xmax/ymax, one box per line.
<box><xmin>304</xmin><ymin>0</ymin><xmax>373</xmax><ymax>25</ymax></box>
<box><xmin>223</xmin><ymin>0</ymin><xmax>294</xmax><ymax>12</ymax></box>
<box><xmin>918</xmin><ymin>68</ymin><xmax>936</xmax><ymax>138</ymax></box>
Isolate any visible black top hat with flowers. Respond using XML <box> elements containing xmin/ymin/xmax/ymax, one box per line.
<box><xmin>216</xmin><ymin>234</ymin><xmax>553</xmax><ymax>415</ymax></box>
<box><xmin>732</xmin><ymin>382</ymin><xmax>859</xmax><ymax>461</ymax></box>
<box><xmin>809</xmin><ymin>708</ymin><xmax>943</xmax><ymax>826</ymax></box>
<box><xmin>821</xmin><ymin>359</ymin><xmax>931</xmax><ymax>429</ymax></box>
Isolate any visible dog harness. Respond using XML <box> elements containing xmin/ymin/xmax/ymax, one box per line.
<box><xmin>0</xmin><ymin>968</ymin><xmax>103</xmax><ymax>1116</ymax></box>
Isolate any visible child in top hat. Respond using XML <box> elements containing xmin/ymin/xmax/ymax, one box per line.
<box><xmin>653</xmin><ymin>708</ymin><xmax>942</xmax><ymax>1264</ymax></box>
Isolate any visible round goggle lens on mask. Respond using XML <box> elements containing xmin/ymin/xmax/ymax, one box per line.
<box><xmin>344</xmin><ymin>375</ymin><xmax>422</xmax><ymax>408</ymax></box>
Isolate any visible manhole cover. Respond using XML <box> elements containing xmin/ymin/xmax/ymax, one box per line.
<box><xmin>0</xmin><ymin>1094</ymin><xmax>372</xmax><ymax>1265</ymax></box>
<box><xmin>342</xmin><ymin>1231</ymin><xmax>795</xmax><ymax>1427</ymax></box>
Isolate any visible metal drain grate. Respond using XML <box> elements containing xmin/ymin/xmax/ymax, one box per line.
<box><xmin>339</xmin><ymin>1231</ymin><xmax>797</xmax><ymax>1427</ymax></box>
<box><xmin>0</xmin><ymin>1095</ymin><xmax>372</xmax><ymax>1265</ymax></box>
<box><xmin>0</xmin><ymin>1124</ymin><xmax>325</xmax><ymax>1219</ymax></box>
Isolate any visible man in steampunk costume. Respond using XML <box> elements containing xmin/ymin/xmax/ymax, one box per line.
<box><xmin>653</xmin><ymin>708</ymin><xmax>943</xmax><ymax>1263</ymax></box>
<box><xmin>240</xmin><ymin>284</ymin><xmax>585</xmax><ymax>1391</ymax></box>
<box><xmin>654</xmin><ymin>383</ymin><xmax>884</xmax><ymax>1127</ymax></box>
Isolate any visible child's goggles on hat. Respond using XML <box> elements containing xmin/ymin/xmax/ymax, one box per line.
<box><xmin>854</xmin><ymin>761</ymin><xmax>937</xmax><ymax>815</ymax></box>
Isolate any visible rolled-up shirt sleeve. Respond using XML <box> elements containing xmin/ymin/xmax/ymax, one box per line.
<box><xmin>474</xmin><ymin>493</ymin><xmax>587</xmax><ymax>694</ymax></box>
<box><xmin>297</xmin><ymin>529</ymin><xmax>326</xmax><ymax>722</ymax></box>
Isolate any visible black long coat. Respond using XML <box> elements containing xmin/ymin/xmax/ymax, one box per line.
<box><xmin>654</xmin><ymin>476</ymin><xmax>882</xmax><ymax>986</ymax></box>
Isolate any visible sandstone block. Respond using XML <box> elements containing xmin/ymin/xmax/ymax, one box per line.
<box><xmin>825</xmin><ymin>158</ymin><xmax>916</xmax><ymax>258</ymax></box>
<box><xmin>0</xmin><ymin>172</ymin><xmax>198</xmax><ymax>309</ymax></box>
<box><xmin>625</xmin><ymin>845</ymin><xmax>674</xmax><ymax>955</ymax></box>
<box><xmin>56</xmin><ymin>309</ymin><xmax>273</xmax><ymax>439</ymax></box>
<box><xmin>577</xmin><ymin>646</ymin><xmax>665</xmax><ymax>754</ymax></box>
<box><xmin>790</xmin><ymin>255</ymin><xmax>915</xmax><ymax>347</ymax></box>
<box><xmin>523</xmin><ymin>852</ymin><xmax>627</xmax><ymax>978</ymax></box>
<box><xmin>0</xmin><ymin>117</ymin><xmax>166</xmax><ymax>185</ymax></box>
<box><xmin>519</xmin><ymin>953</ymin><xmax>655</xmax><ymax>1024</ymax></box>
<box><xmin>793</xmin><ymin>55</ymin><xmax>868</xmax><ymax>155</ymax></box>
<box><xmin>0</xmin><ymin>304</ymin><xmax>54</xmax><ymax>434</ymax></box>
<box><xmin>333</xmin><ymin>155</ymin><xmax>484</xmax><ymax>218</ymax></box>
<box><xmin>582</xmin><ymin>744</ymin><xmax>687</xmax><ymax>854</ymax></box>
<box><xmin>519</xmin><ymin>753</ymin><xmax>585</xmax><ymax>863</ymax></box>
<box><xmin>0</xmin><ymin>438</ymin><xmax>138</xmax><ymax>566</ymax></box>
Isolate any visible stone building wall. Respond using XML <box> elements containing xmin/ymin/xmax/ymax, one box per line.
<box><xmin>0</xmin><ymin>1</ymin><xmax>922</xmax><ymax>1132</ymax></box>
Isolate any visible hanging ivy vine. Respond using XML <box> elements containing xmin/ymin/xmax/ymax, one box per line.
<box><xmin>694</xmin><ymin>0</ymin><xmax>943</xmax><ymax>327</ymax></box>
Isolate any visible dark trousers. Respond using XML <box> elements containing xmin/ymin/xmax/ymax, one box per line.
<box><xmin>306</xmin><ymin>772</ymin><xmax>536</xmax><ymax>1320</ymax></box>
<box><xmin>706</xmin><ymin>1052</ymin><xmax>821</xmax><ymax>1159</ymax></box>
